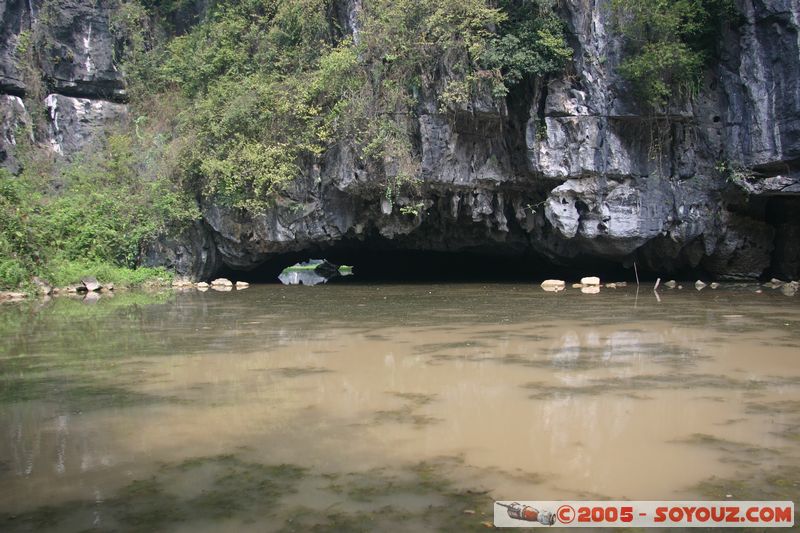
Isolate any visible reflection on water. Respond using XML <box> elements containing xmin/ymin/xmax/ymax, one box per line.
<box><xmin>0</xmin><ymin>285</ymin><xmax>799</xmax><ymax>531</ymax></box>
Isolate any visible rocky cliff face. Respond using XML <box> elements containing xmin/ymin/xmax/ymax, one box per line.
<box><xmin>0</xmin><ymin>0</ymin><xmax>128</xmax><ymax>171</ymax></box>
<box><xmin>2</xmin><ymin>0</ymin><xmax>799</xmax><ymax>280</ymax></box>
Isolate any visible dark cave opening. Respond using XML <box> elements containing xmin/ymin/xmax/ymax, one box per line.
<box><xmin>765</xmin><ymin>196</ymin><xmax>800</xmax><ymax>280</ymax></box>
<box><xmin>219</xmin><ymin>241</ymin><xmax>638</xmax><ymax>284</ymax></box>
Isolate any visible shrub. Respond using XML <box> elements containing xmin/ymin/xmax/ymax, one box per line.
<box><xmin>610</xmin><ymin>0</ymin><xmax>738</xmax><ymax>109</ymax></box>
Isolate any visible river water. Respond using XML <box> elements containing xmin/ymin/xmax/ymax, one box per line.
<box><xmin>0</xmin><ymin>284</ymin><xmax>798</xmax><ymax>531</ymax></box>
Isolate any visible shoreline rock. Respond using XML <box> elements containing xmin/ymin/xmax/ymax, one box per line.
<box><xmin>540</xmin><ymin>279</ymin><xmax>566</xmax><ymax>292</ymax></box>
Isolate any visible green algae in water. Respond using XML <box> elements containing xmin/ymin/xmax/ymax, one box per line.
<box><xmin>1</xmin><ymin>455</ymin><xmax>308</xmax><ymax>532</ymax></box>
<box><xmin>270</xmin><ymin>366</ymin><xmax>333</xmax><ymax>378</ymax></box>
<box><xmin>0</xmin><ymin>375</ymin><xmax>179</xmax><ymax>411</ymax></box>
<box><xmin>670</xmin><ymin>433</ymin><xmax>781</xmax><ymax>466</ymax></box>
<box><xmin>692</xmin><ymin>465</ymin><xmax>800</xmax><ymax>502</ymax></box>
<box><xmin>1</xmin><ymin>456</ymin><xmax>498</xmax><ymax>533</ymax></box>
<box><xmin>524</xmin><ymin>373</ymin><xmax>776</xmax><ymax>400</ymax></box>
<box><xmin>372</xmin><ymin>392</ymin><xmax>441</xmax><ymax>426</ymax></box>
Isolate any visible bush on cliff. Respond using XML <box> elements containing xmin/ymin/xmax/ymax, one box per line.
<box><xmin>119</xmin><ymin>0</ymin><xmax>571</xmax><ymax>211</ymax></box>
<box><xmin>610</xmin><ymin>0</ymin><xmax>738</xmax><ymax>109</ymax></box>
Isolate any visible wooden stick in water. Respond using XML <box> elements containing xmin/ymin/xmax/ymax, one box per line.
<box><xmin>634</xmin><ymin>261</ymin><xmax>640</xmax><ymax>286</ymax></box>
<box><xmin>654</xmin><ymin>278</ymin><xmax>661</xmax><ymax>291</ymax></box>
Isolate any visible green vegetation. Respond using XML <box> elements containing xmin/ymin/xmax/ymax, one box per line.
<box><xmin>610</xmin><ymin>0</ymin><xmax>738</xmax><ymax>109</ymax></box>
<box><xmin>120</xmin><ymin>0</ymin><xmax>571</xmax><ymax>211</ymax></box>
<box><xmin>0</xmin><ymin>129</ymin><xmax>195</xmax><ymax>289</ymax></box>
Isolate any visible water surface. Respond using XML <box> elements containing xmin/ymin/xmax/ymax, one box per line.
<box><xmin>1</xmin><ymin>284</ymin><xmax>798</xmax><ymax>531</ymax></box>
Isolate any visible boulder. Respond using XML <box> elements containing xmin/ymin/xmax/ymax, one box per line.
<box><xmin>235</xmin><ymin>281</ymin><xmax>249</xmax><ymax>289</ymax></box>
<box><xmin>540</xmin><ymin>279</ymin><xmax>566</xmax><ymax>292</ymax></box>
<box><xmin>80</xmin><ymin>276</ymin><xmax>101</xmax><ymax>292</ymax></box>
<box><xmin>581</xmin><ymin>276</ymin><xmax>601</xmax><ymax>286</ymax></box>
<box><xmin>695</xmin><ymin>280</ymin><xmax>707</xmax><ymax>291</ymax></box>
<box><xmin>210</xmin><ymin>278</ymin><xmax>233</xmax><ymax>287</ymax></box>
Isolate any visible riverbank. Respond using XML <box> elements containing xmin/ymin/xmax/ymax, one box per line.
<box><xmin>0</xmin><ymin>259</ymin><xmax>174</xmax><ymax>301</ymax></box>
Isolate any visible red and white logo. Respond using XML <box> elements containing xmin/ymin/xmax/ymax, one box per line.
<box><xmin>494</xmin><ymin>501</ymin><xmax>795</xmax><ymax>528</ymax></box>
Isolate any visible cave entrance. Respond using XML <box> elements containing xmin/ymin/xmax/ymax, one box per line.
<box><xmin>222</xmin><ymin>243</ymin><xmax>632</xmax><ymax>284</ymax></box>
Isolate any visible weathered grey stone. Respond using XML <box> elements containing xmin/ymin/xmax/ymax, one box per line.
<box><xmin>80</xmin><ymin>276</ymin><xmax>100</xmax><ymax>292</ymax></box>
<box><xmin>140</xmin><ymin>221</ymin><xmax>221</xmax><ymax>281</ymax></box>
<box><xmin>717</xmin><ymin>0</ymin><xmax>800</xmax><ymax>168</ymax></box>
<box><xmin>541</xmin><ymin>279</ymin><xmax>566</xmax><ymax>291</ymax></box>
<box><xmin>44</xmin><ymin>93</ymin><xmax>127</xmax><ymax>155</ymax></box>
<box><xmin>702</xmin><ymin>213</ymin><xmax>775</xmax><ymax>279</ymax></box>
<box><xmin>736</xmin><ymin>175</ymin><xmax>800</xmax><ymax>196</ymax></box>
<box><xmin>0</xmin><ymin>94</ymin><xmax>31</xmax><ymax>171</ymax></box>
<box><xmin>34</xmin><ymin>0</ymin><xmax>126</xmax><ymax>100</ymax></box>
<box><xmin>0</xmin><ymin>0</ymin><xmax>30</xmax><ymax>95</ymax></box>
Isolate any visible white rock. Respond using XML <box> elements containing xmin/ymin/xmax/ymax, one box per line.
<box><xmin>211</xmin><ymin>278</ymin><xmax>233</xmax><ymax>287</ymax></box>
<box><xmin>695</xmin><ymin>280</ymin><xmax>707</xmax><ymax>290</ymax></box>
<box><xmin>581</xmin><ymin>276</ymin><xmax>601</xmax><ymax>286</ymax></box>
<box><xmin>664</xmin><ymin>280</ymin><xmax>677</xmax><ymax>288</ymax></box>
<box><xmin>196</xmin><ymin>282</ymin><xmax>209</xmax><ymax>289</ymax></box>
<box><xmin>710</xmin><ymin>282</ymin><xmax>720</xmax><ymax>289</ymax></box>
<box><xmin>540</xmin><ymin>279</ymin><xmax>566</xmax><ymax>292</ymax></box>
<box><xmin>571</xmin><ymin>283</ymin><xmax>584</xmax><ymax>289</ymax></box>
<box><xmin>235</xmin><ymin>281</ymin><xmax>250</xmax><ymax>289</ymax></box>
<box><xmin>81</xmin><ymin>276</ymin><xmax>101</xmax><ymax>292</ymax></box>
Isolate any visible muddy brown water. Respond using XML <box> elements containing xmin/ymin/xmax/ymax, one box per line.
<box><xmin>0</xmin><ymin>284</ymin><xmax>798</xmax><ymax>531</ymax></box>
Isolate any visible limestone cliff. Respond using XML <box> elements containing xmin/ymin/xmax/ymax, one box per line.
<box><xmin>2</xmin><ymin>0</ymin><xmax>799</xmax><ymax>280</ymax></box>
